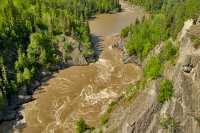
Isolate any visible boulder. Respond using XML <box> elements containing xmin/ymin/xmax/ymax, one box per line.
<box><xmin>182</xmin><ymin>66</ymin><xmax>193</xmax><ymax>73</ymax></box>
<box><xmin>182</xmin><ymin>55</ymin><xmax>192</xmax><ymax>67</ymax></box>
<box><xmin>30</xmin><ymin>80</ymin><xmax>41</xmax><ymax>90</ymax></box>
<box><xmin>57</xmin><ymin>35</ymin><xmax>89</xmax><ymax>66</ymax></box>
<box><xmin>18</xmin><ymin>85</ymin><xmax>28</xmax><ymax>96</ymax></box>
<box><xmin>15</xmin><ymin>111</ymin><xmax>26</xmax><ymax>129</ymax></box>
<box><xmin>41</xmin><ymin>71</ymin><xmax>52</xmax><ymax>77</ymax></box>
<box><xmin>69</xmin><ymin>47</ymin><xmax>88</xmax><ymax>65</ymax></box>
<box><xmin>182</xmin><ymin>56</ymin><xmax>193</xmax><ymax>73</ymax></box>
<box><xmin>18</xmin><ymin>95</ymin><xmax>32</xmax><ymax>104</ymax></box>
<box><xmin>3</xmin><ymin>111</ymin><xmax>17</xmax><ymax>121</ymax></box>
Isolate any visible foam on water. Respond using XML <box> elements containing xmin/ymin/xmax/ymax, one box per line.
<box><xmin>80</xmin><ymin>85</ymin><xmax>118</xmax><ymax>105</ymax></box>
<box><xmin>19</xmin><ymin>2</ymin><xmax>144</xmax><ymax>132</ymax></box>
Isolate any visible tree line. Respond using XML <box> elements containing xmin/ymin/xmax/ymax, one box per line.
<box><xmin>122</xmin><ymin>0</ymin><xmax>200</xmax><ymax>59</ymax></box>
<box><xmin>0</xmin><ymin>0</ymin><xmax>120</xmax><ymax>106</ymax></box>
<box><xmin>120</xmin><ymin>0</ymin><xmax>199</xmax><ymax>109</ymax></box>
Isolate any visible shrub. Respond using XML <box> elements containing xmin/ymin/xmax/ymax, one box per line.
<box><xmin>195</xmin><ymin>116</ymin><xmax>200</xmax><ymax>125</ymax></box>
<box><xmin>159</xmin><ymin>40</ymin><xmax>177</xmax><ymax>62</ymax></box>
<box><xmin>120</xmin><ymin>26</ymin><xmax>130</xmax><ymax>38</ymax></box>
<box><xmin>189</xmin><ymin>33</ymin><xmax>200</xmax><ymax>47</ymax></box>
<box><xmin>124</xmin><ymin>80</ymin><xmax>146</xmax><ymax>101</ymax></box>
<box><xmin>75</xmin><ymin>118</ymin><xmax>93</xmax><ymax>133</ymax></box>
<box><xmin>107</xmin><ymin>101</ymin><xmax>117</xmax><ymax>113</ymax></box>
<box><xmin>124</xmin><ymin>14</ymin><xmax>167</xmax><ymax>59</ymax></box>
<box><xmin>64</xmin><ymin>41</ymin><xmax>71</xmax><ymax>51</ymax></box>
<box><xmin>82</xmin><ymin>42</ymin><xmax>93</xmax><ymax>57</ymax></box>
<box><xmin>23</xmin><ymin>68</ymin><xmax>32</xmax><ymax>81</ymax></box>
<box><xmin>100</xmin><ymin>113</ymin><xmax>109</xmax><ymax>125</ymax></box>
<box><xmin>160</xmin><ymin>114</ymin><xmax>177</xmax><ymax>129</ymax></box>
<box><xmin>144</xmin><ymin>56</ymin><xmax>162</xmax><ymax>79</ymax></box>
<box><xmin>158</xmin><ymin>79</ymin><xmax>173</xmax><ymax>103</ymax></box>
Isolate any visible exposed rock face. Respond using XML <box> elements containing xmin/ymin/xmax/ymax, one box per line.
<box><xmin>100</xmin><ymin>19</ymin><xmax>200</xmax><ymax>133</ymax></box>
<box><xmin>123</xmin><ymin>54</ymin><xmax>142</xmax><ymax>66</ymax></box>
<box><xmin>101</xmin><ymin>80</ymin><xmax>161</xmax><ymax>133</ymax></box>
<box><xmin>58</xmin><ymin>35</ymin><xmax>89</xmax><ymax>66</ymax></box>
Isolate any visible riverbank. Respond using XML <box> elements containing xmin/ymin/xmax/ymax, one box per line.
<box><xmin>0</xmin><ymin>2</ymin><xmax>146</xmax><ymax>133</ymax></box>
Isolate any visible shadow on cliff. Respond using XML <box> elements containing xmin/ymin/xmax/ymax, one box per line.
<box><xmin>90</xmin><ymin>34</ymin><xmax>104</xmax><ymax>60</ymax></box>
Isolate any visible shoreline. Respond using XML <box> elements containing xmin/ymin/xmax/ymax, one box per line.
<box><xmin>0</xmin><ymin>2</ymin><xmax>145</xmax><ymax>132</ymax></box>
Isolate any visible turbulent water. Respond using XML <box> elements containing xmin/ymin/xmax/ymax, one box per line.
<box><xmin>19</xmin><ymin>3</ymin><xmax>144</xmax><ymax>133</ymax></box>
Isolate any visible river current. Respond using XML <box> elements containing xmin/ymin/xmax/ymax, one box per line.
<box><xmin>20</xmin><ymin>2</ymin><xmax>144</xmax><ymax>133</ymax></box>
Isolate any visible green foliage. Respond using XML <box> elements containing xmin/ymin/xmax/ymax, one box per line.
<box><xmin>195</xmin><ymin>116</ymin><xmax>200</xmax><ymax>125</ymax></box>
<box><xmin>16</xmin><ymin>72</ymin><xmax>24</xmax><ymax>84</ymax></box>
<box><xmin>0</xmin><ymin>0</ymin><xmax>120</xmax><ymax>105</ymax></box>
<box><xmin>120</xmin><ymin>26</ymin><xmax>130</xmax><ymax>38</ymax></box>
<box><xmin>124</xmin><ymin>14</ymin><xmax>167</xmax><ymax>59</ymax></box>
<box><xmin>75</xmin><ymin>118</ymin><xmax>88</xmax><ymax>133</ymax></box>
<box><xmin>159</xmin><ymin>40</ymin><xmax>177</xmax><ymax>62</ymax></box>
<box><xmin>82</xmin><ymin>42</ymin><xmax>93</xmax><ymax>57</ymax></box>
<box><xmin>144</xmin><ymin>56</ymin><xmax>162</xmax><ymax>79</ymax></box>
<box><xmin>99</xmin><ymin>101</ymin><xmax>118</xmax><ymax>125</ymax></box>
<box><xmin>127</xmin><ymin>0</ymin><xmax>200</xmax><ymax>39</ymax></box>
<box><xmin>64</xmin><ymin>41</ymin><xmax>71</xmax><ymax>51</ymax></box>
<box><xmin>128</xmin><ymin>0</ymin><xmax>164</xmax><ymax>12</ymax></box>
<box><xmin>15</xmin><ymin>49</ymin><xmax>27</xmax><ymax>72</ymax></box>
<box><xmin>143</xmin><ymin>41</ymin><xmax>177</xmax><ymax>80</ymax></box>
<box><xmin>160</xmin><ymin>114</ymin><xmax>177</xmax><ymax>129</ymax></box>
<box><xmin>23</xmin><ymin>68</ymin><xmax>32</xmax><ymax>81</ymax></box>
<box><xmin>191</xmin><ymin>35</ymin><xmax>200</xmax><ymax>47</ymax></box>
<box><xmin>0</xmin><ymin>57</ymin><xmax>17</xmax><ymax>100</ymax></box>
<box><xmin>100</xmin><ymin>113</ymin><xmax>109</xmax><ymax>125</ymax></box>
<box><xmin>124</xmin><ymin>0</ymin><xmax>200</xmax><ymax>61</ymax></box>
<box><xmin>75</xmin><ymin>118</ymin><xmax>93</xmax><ymax>133</ymax></box>
<box><xmin>124</xmin><ymin>80</ymin><xmax>146</xmax><ymax>100</ymax></box>
<box><xmin>107</xmin><ymin>101</ymin><xmax>117</xmax><ymax>113</ymax></box>
<box><xmin>158</xmin><ymin>79</ymin><xmax>173</xmax><ymax>103</ymax></box>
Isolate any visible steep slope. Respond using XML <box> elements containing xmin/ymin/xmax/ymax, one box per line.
<box><xmin>97</xmin><ymin>18</ymin><xmax>200</xmax><ymax>133</ymax></box>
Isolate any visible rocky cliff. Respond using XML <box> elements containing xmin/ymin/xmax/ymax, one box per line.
<box><xmin>95</xmin><ymin>19</ymin><xmax>200</xmax><ymax>133</ymax></box>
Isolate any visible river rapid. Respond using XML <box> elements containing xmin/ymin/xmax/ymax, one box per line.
<box><xmin>18</xmin><ymin>2</ymin><xmax>144</xmax><ymax>133</ymax></box>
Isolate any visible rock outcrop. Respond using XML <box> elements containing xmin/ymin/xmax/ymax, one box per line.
<box><xmin>99</xmin><ymin>19</ymin><xmax>200</xmax><ymax>133</ymax></box>
<box><xmin>57</xmin><ymin>35</ymin><xmax>89</xmax><ymax>66</ymax></box>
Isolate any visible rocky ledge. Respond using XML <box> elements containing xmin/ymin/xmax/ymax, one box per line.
<box><xmin>97</xmin><ymin>19</ymin><xmax>200</xmax><ymax>133</ymax></box>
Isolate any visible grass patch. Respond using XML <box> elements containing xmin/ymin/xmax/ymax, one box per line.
<box><xmin>100</xmin><ymin>113</ymin><xmax>109</xmax><ymax>125</ymax></box>
<box><xmin>75</xmin><ymin>118</ymin><xmax>94</xmax><ymax>133</ymax></box>
<box><xmin>159</xmin><ymin>40</ymin><xmax>177</xmax><ymax>62</ymax></box>
<box><xmin>99</xmin><ymin>101</ymin><xmax>118</xmax><ymax>125</ymax></box>
<box><xmin>144</xmin><ymin>56</ymin><xmax>162</xmax><ymax>79</ymax></box>
<box><xmin>190</xmin><ymin>34</ymin><xmax>200</xmax><ymax>47</ymax></box>
<box><xmin>160</xmin><ymin>114</ymin><xmax>177</xmax><ymax>129</ymax></box>
<box><xmin>195</xmin><ymin>116</ymin><xmax>200</xmax><ymax>125</ymax></box>
<box><xmin>123</xmin><ymin>80</ymin><xmax>146</xmax><ymax>101</ymax></box>
<box><xmin>98</xmin><ymin>80</ymin><xmax>146</xmax><ymax>126</ymax></box>
<box><xmin>107</xmin><ymin>101</ymin><xmax>117</xmax><ymax>113</ymax></box>
<box><xmin>158</xmin><ymin>79</ymin><xmax>173</xmax><ymax>103</ymax></box>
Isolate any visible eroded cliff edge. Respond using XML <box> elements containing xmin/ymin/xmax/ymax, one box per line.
<box><xmin>94</xmin><ymin>18</ymin><xmax>200</xmax><ymax>133</ymax></box>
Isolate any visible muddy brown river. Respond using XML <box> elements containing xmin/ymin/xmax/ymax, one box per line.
<box><xmin>3</xmin><ymin>2</ymin><xmax>144</xmax><ymax>133</ymax></box>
